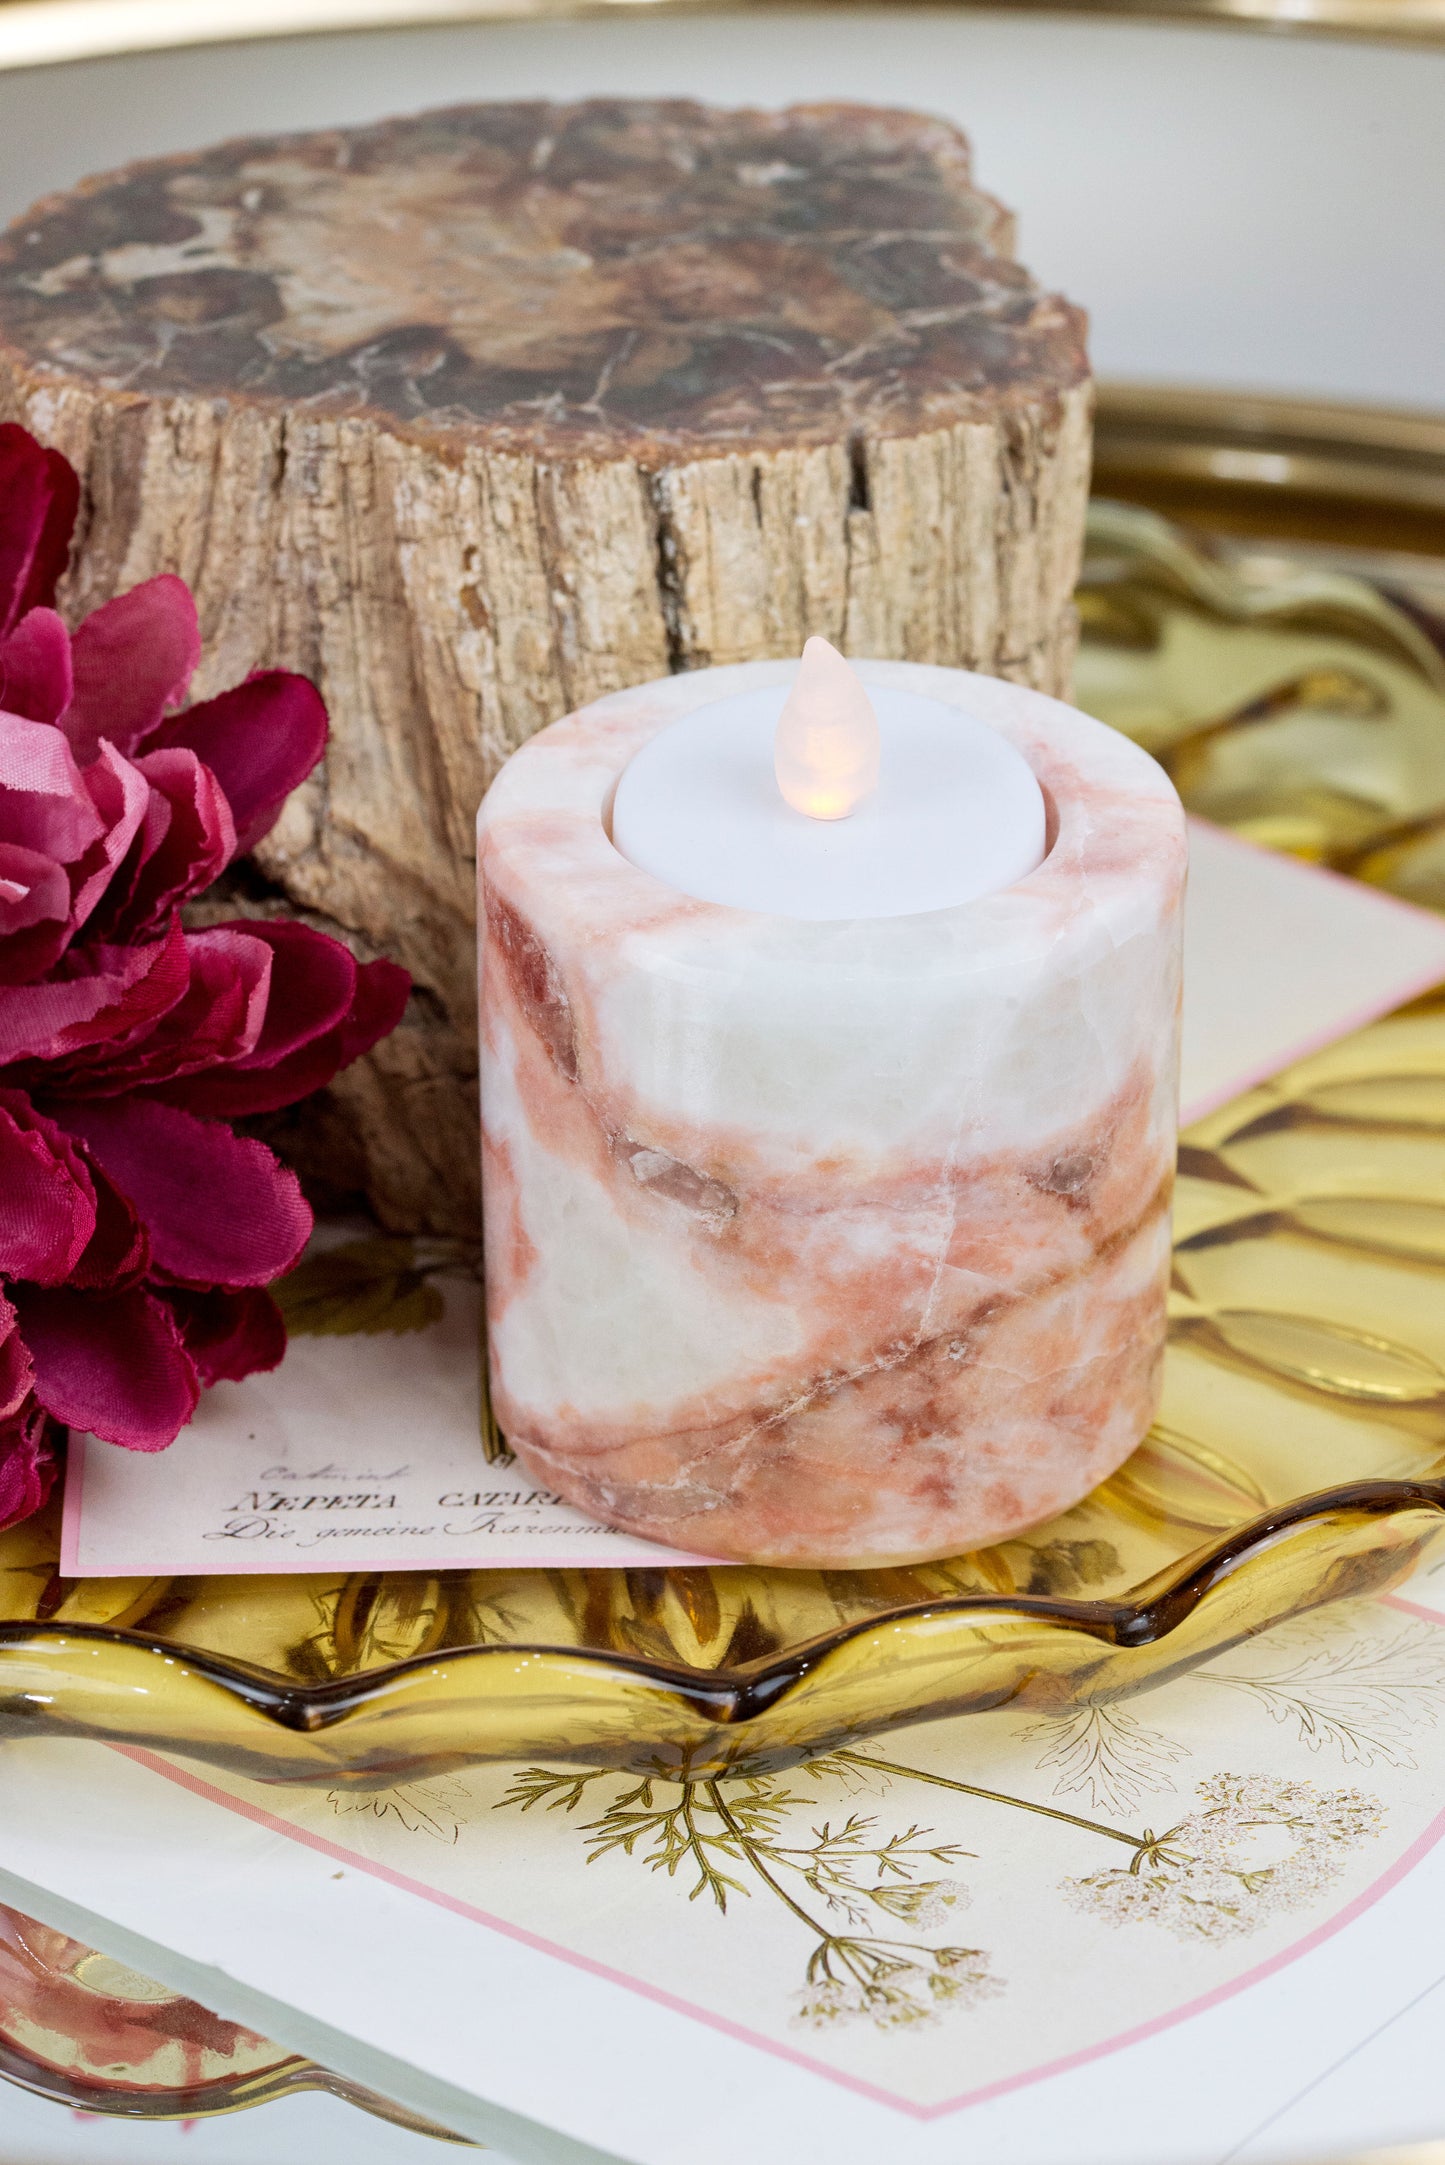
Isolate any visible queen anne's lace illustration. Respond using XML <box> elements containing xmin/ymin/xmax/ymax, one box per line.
<box><xmin>497</xmin><ymin>1764</ymin><xmax>998</xmax><ymax>2034</ymax></box>
<box><xmin>793</xmin><ymin>1942</ymin><xmax>1001</xmax><ymax>2033</ymax></box>
<box><xmin>1063</xmin><ymin>1773</ymin><xmax>1383</xmax><ymax>1941</ymax></box>
<box><xmin>867</xmin><ymin>1877</ymin><xmax>971</xmax><ymax>1926</ymax></box>
<box><xmin>494</xmin><ymin>1746</ymin><xmax>1385</xmax><ymax>2033</ymax></box>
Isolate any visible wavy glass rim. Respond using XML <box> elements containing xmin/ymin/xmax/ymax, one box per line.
<box><xmin>3</xmin><ymin>1477</ymin><xmax>1442</xmax><ymax>1735</ymax></box>
<box><xmin>0</xmin><ymin>0</ymin><xmax>1440</xmax><ymax>77</ymax></box>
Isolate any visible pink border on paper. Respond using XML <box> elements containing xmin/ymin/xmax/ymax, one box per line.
<box><xmin>114</xmin><ymin>1743</ymin><xmax>1445</xmax><ymax>2123</ymax></box>
<box><xmin>58</xmin><ymin>1433</ymin><xmax>84</xmax><ymax>1577</ymax></box>
<box><xmin>1177</xmin><ymin>818</ymin><xmax>1445</xmax><ymax>1126</ymax></box>
<box><xmin>1382</xmin><ymin>1593</ymin><xmax>1445</xmax><ymax>1627</ymax></box>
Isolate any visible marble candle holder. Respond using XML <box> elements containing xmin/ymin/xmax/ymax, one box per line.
<box><xmin>477</xmin><ymin>662</ymin><xmax>1186</xmax><ymax>1569</ymax></box>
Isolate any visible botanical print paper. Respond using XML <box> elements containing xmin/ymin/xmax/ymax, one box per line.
<box><xmin>1179</xmin><ymin>819</ymin><xmax>1445</xmax><ymax>1120</ymax></box>
<box><xmin>62</xmin><ymin>1278</ymin><xmax>705</xmax><ymax>1576</ymax></box>
<box><xmin>135</xmin><ymin>1594</ymin><xmax>1445</xmax><ymax>2117</ymax></box>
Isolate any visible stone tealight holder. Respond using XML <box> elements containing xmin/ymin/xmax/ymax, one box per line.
<box><xmin>478</xmin><ymin>661</ymin><xmax>1185</xmax><ymax>1568</ymax></box>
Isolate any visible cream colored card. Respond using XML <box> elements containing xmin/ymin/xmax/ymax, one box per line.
<box><xmin>61</xmin><ymin>818</ymin><xmax>1445</xmax><ymax>1580</ymax></box>
<box><xmin>1179</xmin><ymin>818</ymin><xmax>1445</xmax><ymax>1122</ymax></box>
<box><xmin>60</xmin><ymin>1276</ymin><xmax>705</xmax><ymax>1576</ymax></box>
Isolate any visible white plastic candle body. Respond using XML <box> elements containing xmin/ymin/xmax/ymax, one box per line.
<box><xmin>610</xmin><ymin>670</ymin><xmax>1048</xmax><ymax>920</ymax></box>
<box><xmin>478</xmin><ymin>661</ymin><xmax>1186</xmax><ymax>1569</ymax></box>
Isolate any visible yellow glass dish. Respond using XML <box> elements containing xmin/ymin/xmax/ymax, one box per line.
<box><xmin>3</xmin><ymin>506</ymin><xmax>1445</xmax><ymax>1791</ymax></box>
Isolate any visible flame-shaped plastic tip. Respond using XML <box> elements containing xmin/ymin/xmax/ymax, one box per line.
<box><xmin>774</xmin><ymin>638</ymin><xmax>881</xmax><ymax>821</ymax></box>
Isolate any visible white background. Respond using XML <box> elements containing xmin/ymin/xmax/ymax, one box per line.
<box><xmin>0</xmin><ymin>10</ymin><xmax>1440</xmax><ymax>409</ymax></box>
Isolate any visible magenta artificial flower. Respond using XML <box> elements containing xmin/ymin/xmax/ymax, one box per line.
<box><xmin>0</xmin><ymin>423</ymin><xmax>409</xmax><ymax>1524</ymax></box>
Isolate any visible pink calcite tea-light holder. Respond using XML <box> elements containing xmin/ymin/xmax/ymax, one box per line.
<box><xmin>477</xmin><ymin>661</ymin><xmax>1186</xmax><ymax>1568</ymax></box>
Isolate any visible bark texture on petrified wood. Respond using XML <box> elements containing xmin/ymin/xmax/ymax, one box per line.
<box><xmin>0</xmin><ymin>99</ymin><xmax>1092</xmax><ymax>1236</ymax></box>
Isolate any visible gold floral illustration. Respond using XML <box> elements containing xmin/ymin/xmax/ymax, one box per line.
<box><xmin>1019</xmin><ymin>1703</ymin><xmax>1194</xmax><ymax>1815</ymax></box>
<box><xmin>1201</xmin><ymin>1620</ymin><xmax>1445</xmax><ymax>1770</ymax></box>
<box><xmin>489</xmin><ymin>1742</ymin><xmax>1383</xmax><ymax>2031</ymax></box>
<box><xmin>500</xmin><ymin>1758</ymin><xmax>999</xmax><ymax>2033</ymax></box>
<box><xmin>293</xmin><ymin>1604</ymin><xmax>1442</xmax><ymax>2059</ymax></box>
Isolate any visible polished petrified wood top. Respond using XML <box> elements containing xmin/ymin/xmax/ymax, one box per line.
<box><xmin>0</xmin><ymin>99</ymin><xmax>1088</xmax><ymax>456</ymax></box>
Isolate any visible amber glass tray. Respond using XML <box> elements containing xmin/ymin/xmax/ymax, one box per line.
<box><xmin>4</xmin><ymin>489</ymin><xmax>1445</xmax><ymax>1791</ymax></box>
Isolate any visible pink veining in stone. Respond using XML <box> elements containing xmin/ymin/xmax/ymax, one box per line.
<box><xmin>477</xmin><ymin>662</ymin><xmax>1186</xmax><ymax>1568</ymax></box>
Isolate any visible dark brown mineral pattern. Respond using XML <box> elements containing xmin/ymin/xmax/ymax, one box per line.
<box><xmin>0</xmin><ymin>100</ymin><xmax>1087</xmax><ymax>456</ymax></box>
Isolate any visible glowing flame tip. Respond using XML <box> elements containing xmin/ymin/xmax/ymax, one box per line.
<box><xmin>774</xmin><ymin>637</ymin><xmax>880</xmax><ymax>821</ymax></box>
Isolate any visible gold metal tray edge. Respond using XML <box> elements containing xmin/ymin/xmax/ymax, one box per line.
<box><xmin>0</xmin><ymin>0</ymin><xmax>1441</xmax><ymax>78</ymax></box>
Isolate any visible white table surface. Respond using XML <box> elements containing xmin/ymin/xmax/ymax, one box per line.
<box><xmin>0</xmin><ymin>2080</ymin><xmax>456</xmax><ymax>2165</ymax></box>
<box><xmin>0</xmin><ymin>1983</ymin><xmax>1440</xmax><ymax>2165</ymax></box>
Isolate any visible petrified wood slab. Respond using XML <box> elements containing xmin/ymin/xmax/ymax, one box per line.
<box><xmin>0</xmin><ymin>100</ymin><xmax>1092</xmax><ymax>1235</ymax></box>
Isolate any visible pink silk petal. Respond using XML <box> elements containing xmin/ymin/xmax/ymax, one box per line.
<box><xmin>51</xmin><ymin>1096</ymin><xmax>312</xmax><ymax>1289</ymax></box>
<box><xmin>0</xmin><ymin>843</ymin><xmax>71</xmax><ymax>985</ymax></box>
<box><xmin>0</xmin><ymin>708</ymin><xmax>103</xmax><ymax>862</ymax></box>
<box><xmin>68</xmin><ymin>740</ymin><xmax>151</xmax><ymax>935</ymax></box>
<box><xmin>111</xmin><ymin>746</ymin><xmax>236</xmax><ymax>937</ymax></box>
<box><xmin>62</xmin><ymin>576</ymin><xmax>201</xmax><ymax>764</ymax></box>
<box><xmin>0</xmin><ymin>608</ymin><xmax>74</xmax><ymax>727</ymax></box>
<box><xmin>0</xmin><ymin>1294</ymin><xmax>35</xmax><ymax>1422</ymax></box>
<box><xmin>164</xmin><ymin>1284</ymin><xmax>287</xmax><ymax>1386</ymax></box>
<box><xmin>165</xmin><ymin>927</ymin><xmax>273</xmax><ymax>1070</ymax></box>
<box><xmin>0</xmin><ymin>843</ymin><xmax>68</xmax><ymax>933</ymax></box>
<box><xmin>220</xmin><ymin>918</ymin><xmax>356</xmax><ymax>1061</ymax></box>
<box><xmin>0</xmin><ymin>426</ymin><xmax>78</xmax><ymax>639</ymax></box>
<box><xmin>0</xmin><ymin>1404</ymin><xmax>56</xmax><ymax>1531</ymax></box>
<box><xmin>14</xmin><ymin>1282</ymin><xmax>198</xmax><ymax>1451</ymax></box>
<box><xmin>332</xmin><ymin>956</ymin><xmax>411</xmax><ymax>1067</ymax></box>
<box><xmin>163</xmin><ymin>944</ymin><xmax>408</xmax><ymax>1118</ymax></box>
<box><xmin>94</xmin><ymin>777</ymin><xmax>175</xmax><ymax>932</ymax></box>
<box><xmin>153</xmin><ymin>1033</ymin><xmax>341</xmax><ymax>1117</ymax></box>
<box><xmin>58</xmin><ymin>926</ymin><xmax>272</xmax><ymax>1096</ymax></box>
<box><xmin>149</xmin><ymin>671</ymin><xmax>327</xmax><ymax>853</ymax></box>
<box><xmin>0</xmin><ymin>1085</ymin><xmax>96</xmax><ymax>1284</ymax></box>
<box><xmin>0</xmin><ymin>917</ymin><xmax>188</xmax><ymax>1065</ymax></box>
<box><xmin>65</xmin><ymin>1147</ymin><xmax>149</xmax><ymax>1291</ymax></box>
